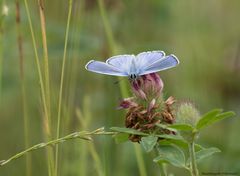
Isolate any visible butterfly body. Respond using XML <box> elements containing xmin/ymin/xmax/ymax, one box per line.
<box><xmin>85</xmin><ymin>51</ymin><xmax>179</xmax><ymax>79</ymax></box>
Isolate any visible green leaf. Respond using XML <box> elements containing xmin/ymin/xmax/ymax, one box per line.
<box><xmin>168</xmin><ymin>124</ymin><xmax>194</xmax><ymax>131</ymax></box>
<box><xmin>196</xmin><ymin>109</ymin><xmax>235</xmax><ymax>130</ymax></box>
<box><xmin>113</xmin><ymin>133</ymin><xmax>129</xmax><ymax>144</ymax></box>
<box><xmin>159</xmin><ymin>139</ymin><xmax>203</xmax><ymax>152</ymax></box>
<box><xmin>196</xmin><ymin>147</ymin><xmax>221</xmax><ymax>162</ymax></box>
<box><xmin>156</xmin><ymin>134</ymin><xmax>184</xmax><ymax>141</ymax></box>
<box><xmin>196</xmin><ymin>109</ymin><xmax>222</xmax><ymax>129</ymax></box>
<box><xmin>155</xmin><ymin>124</ymin><xmax>177</xmax><ymax>132</ymax></box>
<box><xmin>110</xmin><ymin>127</ymin><xmax>147</xmax><ymax>136</ymax></box>
<box><xmin>140</xmin><ymin>135</ymin><xmax>158</xmax><ymax>152</ymax></box>
<box><xmin>187</xmin><ymin>147</ymin><xmax>221</xmax><ymax>165</ymax></box>
<box><xmin>153</xmin><ymin>144</ymin><xmax>186</xmax><ymax>168</ymax></box>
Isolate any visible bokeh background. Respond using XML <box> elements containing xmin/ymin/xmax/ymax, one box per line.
<box><xmin>0</xmin><ymin>0</ymin><xmax>239</xmax><ymax>175</ymax></box>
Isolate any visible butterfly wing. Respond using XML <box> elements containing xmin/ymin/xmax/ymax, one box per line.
<box><xmin>139</xmin><ymin>54</ymin><xmax>179</xmax><ymax>75</ymax></box>
<box><xmin>136</xmin><ymin>51</ymin><xmax>165</xmax><ymax>68</ymax></box>
<box><xmin>106</xmin><ymin>55</ymin><xmax>135</xmax><ymax>74</ymax></box>
<box><xmin>85</xmin><ymin>60</ymin><xmax>128</xmax><ymax>76</ymax></box>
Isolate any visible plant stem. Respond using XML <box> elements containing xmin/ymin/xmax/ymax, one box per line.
<box><xmin>188</xmin><ymin>140</ymin><xmax>199</xmax><ymax>176</ymax></box>
<box><xmin>158</xmin><ymin>163</ymin><xmax>167</xmax><ymax>176</ymax></box>
<box><xmin>16</xmin><ymin>1</ymin><xmax>31</xmax><ymax>176</ymax></box>
<box><xmin>55</xmin><ymin>0</ymin><xmax>73</xmax><ymax>175</ymax></box>
<box><xmin>23</xmin><ymin>0</ymin><xmax>54</xmax><ymax>175</ymax></box>
<box><xmin>155</xmin><ymin>144</ymin><xmax>167</xmax><ymax>176</ymax></box>
<box><xmin>37</xmin><ymin>2</ymin><xmax>55</xmax><ymax>175</ymax></box>
<box><xmin>134</xmin><ymin>144</ymin><xmax>147</xmax><ymax>176</ymax></box>
<box><xmin>97</xmin><ymin>0</ymin><xmax>129</xmax><ymax>97</ymax></box>
<box><xmin>0</xmin><ymin>0</ymin><xmax>6</xmax><ymax>104</ymax></box>
<box><xmin>38</xmin><ymin>0</ymin><xmax>51</xmax><ymax>131</ymax></box>
<box><xmin>97</xmin><ymin>0</ymin><xmax>116</xmax><ymax>54</ymax></box>
<box><xmin>0</xmin><ymin>128</ymin><xmax>115</xmax><ymax>167</ymax></box>
<box><xmin>0</xmin><ymin>29</ymin><xmax>2</xmax><ymax>104</ymax></box>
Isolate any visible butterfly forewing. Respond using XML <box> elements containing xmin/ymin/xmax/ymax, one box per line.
<box><xmin>136</xmin><ymin>51</ymin><xmax>165</xmax><ymax>69</ymax></box>
<box><xmin>85</xmin><ymin>60</ymin><xmax>128</xmax><ymax>76</ymax></box>
<box><xmin>139</xmin><ymin>54</ymin><xmax>179</xmax><ymax>75</ymax></box>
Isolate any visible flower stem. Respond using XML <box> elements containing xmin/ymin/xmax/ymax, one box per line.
<box><xmin>134</xmin><ymin>144</ymin><xmax>147</xmax><ymax>176</ymax></box>
<box><xmin>188</xmin><ymin>139</ymin><xmax>199</xmax><ymax>176</ymax></box>
<box><xmin>155</xmin><ymin>144</ymin><xmax>167</xmax><ymax>176</ymax></box>
<box><xmin>158</xmin><ymin>163</ymin><xmax>167</xmax><ymax>176</ymax></box>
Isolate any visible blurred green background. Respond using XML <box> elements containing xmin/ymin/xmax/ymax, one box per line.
<box><xmin>0</xmin><ymin>0</ymin><xmax>239</xmax><ymax>175</ymax></box>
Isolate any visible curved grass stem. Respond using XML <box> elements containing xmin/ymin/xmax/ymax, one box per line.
<box><xmin>0</xmin><ymin>128</ymin><xmax>115</xmax><ymax>167</ymax></box>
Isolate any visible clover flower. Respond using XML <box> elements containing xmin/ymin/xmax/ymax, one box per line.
<box><xmin>131</xmin><ymin>73</ymin><xmax>164</xmax><ymax>100</ymax></box>
<box><xmin>119</xmin><ymin>73</ymin><xmax>176</xmax><ymax>142</ymax></box>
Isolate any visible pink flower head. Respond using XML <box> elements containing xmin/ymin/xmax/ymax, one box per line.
<box><xmin>131</xmin><ymin>73</ymin><xmax>164</xmax><ymax>100</ymax></box>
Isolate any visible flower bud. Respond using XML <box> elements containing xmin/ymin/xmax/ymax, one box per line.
<box><xmin>176</xmin><ymin>102</ymin><xmax>200</xmax><ymax>126</ymax></box>
<box><xmin>131</xmin><ymin>73</ymin><xmax>164</xmax><ymax>100</ymax></box>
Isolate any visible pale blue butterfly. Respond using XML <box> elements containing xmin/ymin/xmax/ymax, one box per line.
<box><xmin>85</xmin><ymin>51</ymin><xmax>179</xmax><ymax>79</ymax></box>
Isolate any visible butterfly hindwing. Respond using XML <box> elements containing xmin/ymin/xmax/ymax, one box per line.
<box><xmin>140</xmin><ymin>54</ymin><xmax>179</xmax><ymax>75</ymax></box>
<box><xmin>85</xmin><ymin>60</ymin><xmax>128</xmax><ymax>76</ymax></box>
<box><xmin>136</xmin><ymin>51</ymin><xmax>165</xmax><ymax>69</ymax></box>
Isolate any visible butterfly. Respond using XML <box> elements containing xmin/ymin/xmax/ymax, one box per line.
<box><xmin>85</xmin><ymin>51</ymin><xmax>179</xmax><ymax>79</ymax></box>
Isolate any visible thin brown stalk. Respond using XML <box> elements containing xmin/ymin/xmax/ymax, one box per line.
<box><xmin>38</xmin><ymin>0</ymin><xmax>51</xmax><ymax>125</ymax></box>
<box><xmin>37</xmin><ymin>0</ymin><xmax>55</xmax><ymax>175</ymax></box>
<box><xmin>23</xmin><ymin>0</ymin><xmax>54</xmax><ymax>175</ymax></box>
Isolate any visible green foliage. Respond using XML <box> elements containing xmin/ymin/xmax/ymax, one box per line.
<box><xmin>195</xmin><ymin>147</ymin><xmax>221</xmax><ymax>163</ymax></box>
<box><xmin>159</xmin><ymin>139</ymin><xmax>203</xmax><ymax>152</ymax></box>
<box><xmin>155</xmin><ymin>134</ymin><xmax>184</xmax><ymax>140</ymax></box>
<box><xmin>110</xmin><ymin>127</ymin><xmax>147</xmax><ymax>135</ymax></box>
<box><xmin>140</xmin><ymin>136</ymin><xmax>158</xmax><ymax>153</ymax></box>
<box><xmin>187</xmin><ymin>147</ymin><xmax>221</xmax><ymax>165</ymax></box>
<box><xmin>112</xmin><ymin>133</ymin><xmax>129</xmax><ymax>144</ymax></box>
<box><xmin>196</xmin><ymin>109</ymin><xmax>235</xmax><ymax>130</ymax></box>
<box><xmin>111</xmin><ymin>108</ymin><xmax>235</xmax><ymax>176</ymax></box>
<box><xmin>154</xmin><ymin>144</ymin><xmax>186</xmax><ymax>168</ymax></box>
<box><xmin>168</xmin><ymin>124</ymin><xmax>194</xmax><ymax>131</ymax></box>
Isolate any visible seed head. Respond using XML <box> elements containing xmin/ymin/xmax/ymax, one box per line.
<box><xmin>176</xmin><ymin>102</ymin><xmax>200</xmax><ymax>126</ymax></box>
